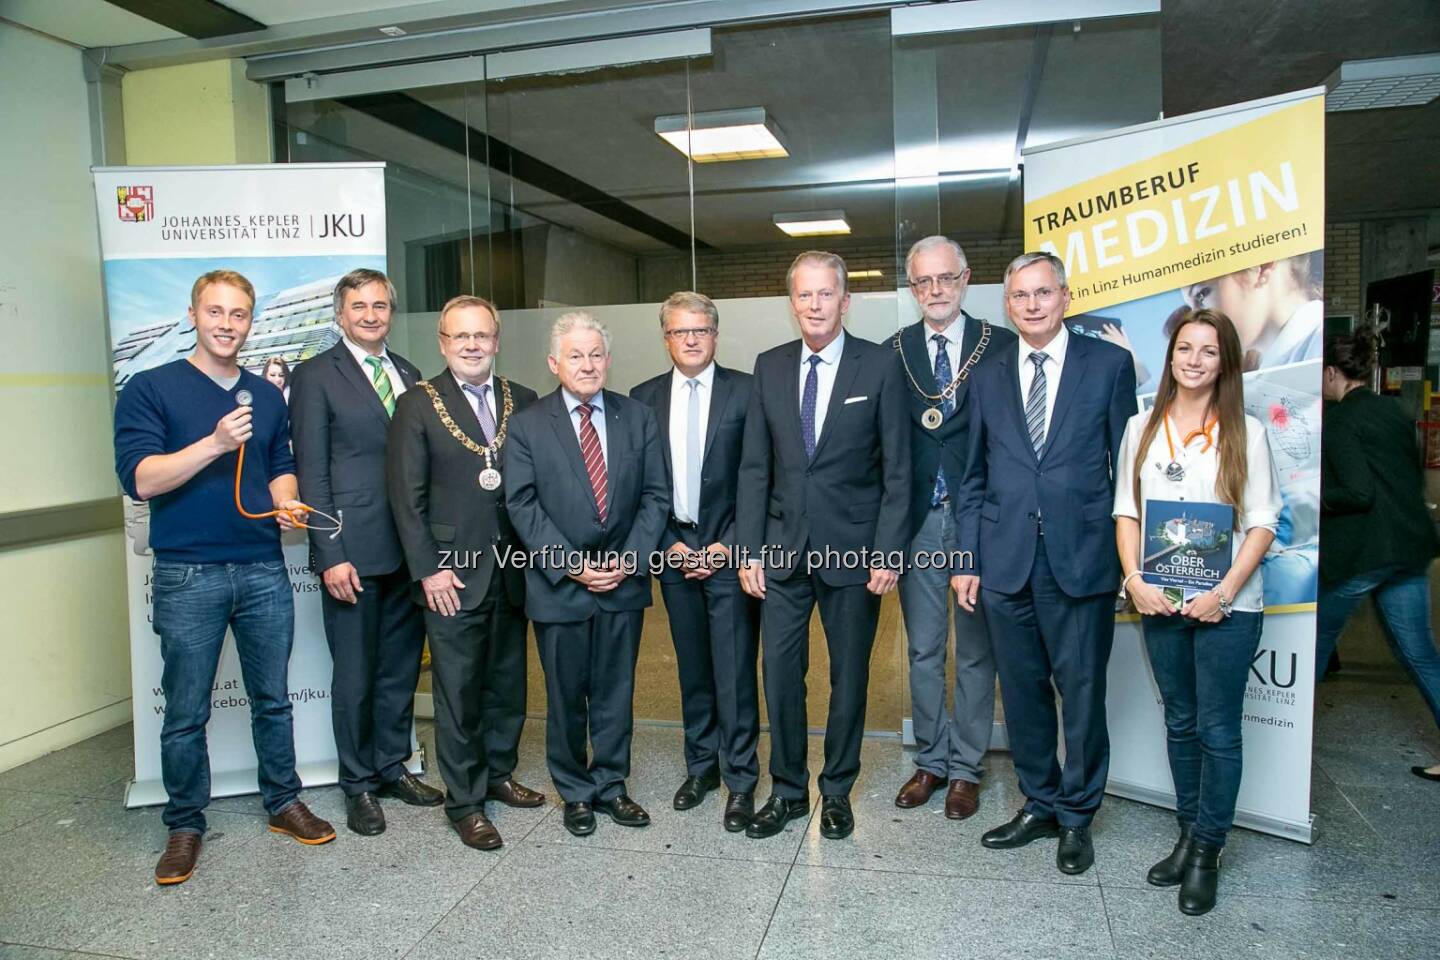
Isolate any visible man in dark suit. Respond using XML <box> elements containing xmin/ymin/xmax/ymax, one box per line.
<box><xmin>736</xmin><ymin>250</ymin><xmax>911</xmax><ymax>841</ymax></box>
<box><xmin>290</xmin><ymin>269</ymin><xmax>444</xmax><ymax>836</ymax></box>
<box><xmin>892</xmin><ymin>238</ymin><xmax>1016</xmax><ymax>822</ymax></box>
<box><xmin>387</xmin><ymin>295</ymin><xmax>545</xmax><ymax>851</ymax></box>
<box><xmin>505</xmin><ymin>312</ymin><xmax>669</xmax><ymax>838</ymax></box>
<box><xmin>950</xmin><ymin>251</ymin><xmax>1136</xmax><ymax>876</ymax></box>
<box><xmin>630</xmin><ymin>292</ymin><xmax>760</xmax><ymax>833</ymax></box>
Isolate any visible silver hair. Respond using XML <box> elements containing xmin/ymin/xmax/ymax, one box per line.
<box><xmin>332</xmin><ymin>268</ymin><xmax>397</xmax><ymax>317</ymax></box>
<box><xmin>786</xmin><ymin>250</ymin><xmax>848</xmax><ymax>297</ymax></box>
<box><xmin>905</xmin><ymin>236</ymin><xmax>969</xmax><ymax>279</ymax></box>
<box><xmin>1003</xmin><ymin>251</ymin><xmax>1068</xmax><ymax>290</ymax></box>
<box><xmin>658</xmin><ymin>291</ymin><xmax>719</xmax><ymax>329</ymax></box>
<box><xmin>549</xmin><ymin>311</ymin><xmax>612</xmax><ymax>359</ymax></box>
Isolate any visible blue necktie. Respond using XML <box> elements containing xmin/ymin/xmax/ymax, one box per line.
<box><xmin>801</xmin><ymin>355</ymin><xmax>821</xmax><ymax>460</ymax></box>
<box><xmin>685</xmin><ymin>379</ymin><xmax>701</xmax><ymax>522</ymax></box>
<box><xmin>1026</xmin><ymin>351</ymin><xmax>1050</xmax><ymax>455</ymax></box>
<box><xmin>931</xmin><ymin>333</ymin><xmax>953</xmax><ymax>505</ymax></box>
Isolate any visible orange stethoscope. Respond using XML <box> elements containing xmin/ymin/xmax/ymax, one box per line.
<box><xmin>1160</xmin><ymin>412</ymin><xmax>1217</xmax><ymax>482</ymax></box>
<box><xmin>232</xmin><ymin>389</ymin><xmax>343</xmax><ymax>537</ymax></box>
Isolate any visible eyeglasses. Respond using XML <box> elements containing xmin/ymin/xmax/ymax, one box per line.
<box><xmin>1007</xmin><ymin>287</ymin><xmax>1061</xmax><ymax>305</ymax></box>
<box><xmin>663</xmin><ymin>327</ymin><xmax>717</xmax><ymax>341</ymax></box>
<box><xmin>440</xmin><ymin>331</ymin><xmax>496</xmax><ymax>346</ymax></box>
<box><xmin>911</xmin><ymin>274</ymin><xmax>963</xmax><ymax>292</ymax></box>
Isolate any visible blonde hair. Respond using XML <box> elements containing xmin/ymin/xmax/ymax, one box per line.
<box><xmin>438</xmin><ymin>295</ymin><xmax>500</xmax><ymax>335</ymax></box>
<box><xmin>659</xmin><ymin>291</ymin><xmax>719</xmax><ymax>329</ymax></box>
<box><xmin>191</xmin><ymin>270</ymin><xmax>256</xmax><ymax>311</ymax></box>
<box><xmin>786</xmin><ymin>250</ymin><xmax>848</xmax><ymax>297</ymax></box>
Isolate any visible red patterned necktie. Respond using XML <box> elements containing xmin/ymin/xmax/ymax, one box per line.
<box><xmin>578</xmin><ymin>403</ymin><xmax>608</xmax><ymax>523</ymax></box>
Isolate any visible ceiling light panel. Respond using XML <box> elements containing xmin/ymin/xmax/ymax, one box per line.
<box><xmin>773</xmin><ymin>211</ymin><xmax>851</xmax><ymax>237</ymax></box>
<box><xmin>1325</xmin><ymin>53</ymin><xmax>1440</xmax><ymax>112</ymax></box>
<box><xmin>655</xmin><ymin>107</ymin><xmax>789</xmax><ymax>162</ymax></box>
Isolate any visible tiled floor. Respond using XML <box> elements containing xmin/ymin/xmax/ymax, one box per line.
<box><xmin>1</xmin><ymin>613</ymin><xmax>1436</xmax><ymax>960</ymax></box>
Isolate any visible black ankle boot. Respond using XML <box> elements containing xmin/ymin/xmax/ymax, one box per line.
<box><xmin>1146</xmin><ymin>821</ymin><xmax>1195</xmax><ymax>887</ymax></box>
<box><xmin>1178</xmin><ymin>841</ymin><xmax>1222</xmax><ymax>916</ymax></box>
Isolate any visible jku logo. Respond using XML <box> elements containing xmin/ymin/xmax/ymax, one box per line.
<box><xmin>117</xmin><ymin>185</ymin><xmax>154</xmax><ymax>222</ymax></box>
<box><xmin>315</xmin><ymin>213</ymin><xmax>365</xmax><ymax>238</ymax></box>
<box><xmin>1249</xmin><ymin>648</ymin><xmax>1298</xmax><ymax>689</ymax></box>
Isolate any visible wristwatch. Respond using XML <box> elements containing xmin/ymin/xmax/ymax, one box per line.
<box><xmin>1214</xmin><ymin>587</ymin><xmax>1233</xmax><ymax>618</ymax></box>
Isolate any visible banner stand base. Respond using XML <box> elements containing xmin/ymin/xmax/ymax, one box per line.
<box><xmin>124</xmin><ymin>746</ymin><xmax>428</xmax><ymax>810</ymax></box>
<box><xmin>1107</xmin><ymin>778</ymin><xmax>1315</xmax><ymax>845</ymax></box>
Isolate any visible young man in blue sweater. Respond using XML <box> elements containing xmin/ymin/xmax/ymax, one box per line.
<box><xmin>113</xmin><ymin>270</ymin><xmax>336</xmax><ymax>886</ymax></box>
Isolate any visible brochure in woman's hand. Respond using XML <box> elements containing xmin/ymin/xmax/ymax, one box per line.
<box><xmin>1141</xmin><ymin>500</ymin><xmax>1234</xmax><ymax>611</ymax></box>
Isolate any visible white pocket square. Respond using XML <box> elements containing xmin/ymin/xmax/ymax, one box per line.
<box><xmin>844</xmin><ymin>395</ymin><xmax>869</xmax><ymax>404</ymax></box>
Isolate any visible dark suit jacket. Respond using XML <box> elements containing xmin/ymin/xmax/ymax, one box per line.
<box><xmin>1320</xmin><ymin>388</ymin><xmax>1440</xmax><ymax>585</ymax></box>
<box><xmin>290</xmin><ymin>341</ymin><xmax>422</xmax><ymax>578</ymax></box>
<box><xmin>735</xmin><ymin>332</ymin><xmax>911</xmax><ymax>587</ymax></box>
<box><xmin>896</xmin><ymin>313</ymin><xmax>1017</xmax><ymax>538</ymax></box>
<box><xmin>955</xmin><ymin>332</ymin><xmax>1136</xmax><ymax>597</ymax></box>
<box><xmin>386</xmin><ymin>368</ymin><xmax>539</xmax><ymax>611</ymax></box>
<box><xmin>505</xmin><ymin>388</ymin><xmax>670</xmax><ymax>622</ymax></box>
<box><xmin>629</xmin><ymin>365</ymin><xmax>753</xmax><ymax>583</ymax></box>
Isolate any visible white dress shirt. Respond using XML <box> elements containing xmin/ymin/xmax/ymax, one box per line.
<box><xmin>927</xmin><ymin>318</ymin><xmax>965</xmax><ymax>381</ymax></box>
<box><xmin>669</xmin><ymin>362</ymin><xmax>714</xmax><ymax>524</ymax></box>
<box><xmin>342</xmin><ymin>335</ymin><xmax>407</xmax><ymax>400</ymax></box>
<box><xmin>456</xmin><ymin>372</ymin><xmax>498</xmax><ymax>426</ymax></box>
<box><xmin>1112</xmin><ymin>410</ymin><xmax>1283</xmax><ymax>612</ymax></box>
<box><xmin>1017</xmin><ymin>323</ymin><xmax>1069</xmax><ymax>438</ymax></box>
<box><xmin>563</xmin><ymin>388</ymin><xmax>607</xmax><ymax>466</ymax></box>
<box><xmin>800</xmin><ymin>330</ymin><xmax>846</xmax><ymax>444</ymax></box>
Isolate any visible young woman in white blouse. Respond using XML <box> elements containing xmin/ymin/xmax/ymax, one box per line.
<box><xmin>1113</xmin><ymin>307</ymin><xmax>1282</xmax><ymax>916</ymax></box>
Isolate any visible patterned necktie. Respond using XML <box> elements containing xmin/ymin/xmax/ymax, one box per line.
<box><xmin>800</xmin><ymin>355</ymin><xmax>821</xmax><ymax>460</ymax></box>
<box><xmin>462</xmin><ymin>382</ymin><xmax>496</xmax><ymax>444</ymax></box>
<box><xmin>931</xmin><ymin>333</ymin><xmax>953</xmax><ymax>505</ymax></box>
<box><xmin>1025</xmin><ymin>351</ymin><xmax>1050</xmax><ymax>455</ymax></box>
<box><xmin>578</xmin><ymin>403</ymin><xmax>608</xmax><ymax>523</ymax></box>
<box><xmin>364</xmin><ymin>355</ymin><xmax>395</xmax><ymax>417</ymax></box>
<box><xmin>685</xmin><ymin>379</ymin><xmax>702</xmax><ymax>523</ymax></box>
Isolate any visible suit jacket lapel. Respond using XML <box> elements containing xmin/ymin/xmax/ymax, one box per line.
<box><xmin>331</xmin><ymin>342</ymin><xmax>392</xmax><ymax>430</ymax></box>
<box><xmin>393</xmin><ymin>351</ymin><xmax>420</xmax><ymax>390</ymax></box>
<box><xmin>949</xmin><ymin>313</ymin><xmax>986</xmax><ymax>412</ymax></box>
<box><xmin>603</xmin><ymin>391</ymin><xmax>628</xmax><ymax>526</ymax></box>
<box><xmin>702</xmin><ymin>366</ymin><xmax>732</xmax><ymax>466</ymax></box>
<box><xmin>901</xmin><ymin>322</ymin><xmax>939</xmax><ymax>396</ymax></box>
<box><xmin>654</xmin><ymin>375</ymin><xmax>674</xmax><ymax>488</ymax></box>
<box><xmin>1002</xmin><ymin>348</ymin><xmax>1040</xmax><ymax>465</ymax></box>
<box><xmin>1040</xmin><ymin>335</ymin><xmax>1085</xmax><ymax>461</ymax></box>
<box><xmin>811</xmin><ymin>336</ymin><xmax>861</xmax><ymax>462</ymax></box>
<box><xmin>780</xmin><ymin>341</ymin><xmax>805</xmax><ymax>459</ymax></box>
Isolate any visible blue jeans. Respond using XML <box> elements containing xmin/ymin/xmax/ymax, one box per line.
<box><xmin>1316</xmin><ymin>565</ymin><xmax>1440</xmax><ymax>726</ymax></box>
<box><xmin>151</xmin><ymin>559</ymin><xmax>301</xmax><ymax>833</ymax></box>
<box><xmin>1142</xmin><ymin>611</ymin><xmax>1263</xmax><ymax>847</ymax></box>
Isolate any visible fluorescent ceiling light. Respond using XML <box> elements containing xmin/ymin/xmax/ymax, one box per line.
<box><xmin>773</xmin><ymin>210</ymin><xmax>851</xmax><ymax>237</ymax></box>
<box><xmin>655</xmin><ymin>107</ymin><xmax>789</xmax><ymax>162</ymax></box>
<box><xmin>848</xmin><ymin>269</ymin><xmax>883</xmax><ymax>279</ymax></box>
<box><xmin>1324</xmin><ymin>53</ymin><xmax>1440</xmax><ymax>112</ymax></box>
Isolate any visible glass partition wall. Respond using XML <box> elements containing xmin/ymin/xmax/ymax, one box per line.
<box><xmin>274</xmin><ymin>7</ymin><xmax>1160</xmax><ymax>734</ymax></box>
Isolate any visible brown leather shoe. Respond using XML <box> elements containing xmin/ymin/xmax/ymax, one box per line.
<box><xmin>895</xmin><ymin>770</ymin><xmax>946</xmax><ymax>808</ymax></box>
<box><xmin>945</xmin><ymin>779</ymin><xmax>980</xmax><ymax>820</ymax></box>
<box><xmin>155</xmin><ymin>831</ymin><xmax>202</xmax><ymax>885</ymax></box>
<box><xmin>267</xmin><ymin>800</ymin><xmax>337</xmax><ymax>845</ymax></box>
<box><xmin>453</xmin><ymin>812</ymin><xmax>503</xmax><ymax>850</ymax></box>
<box><xmin>486</xmin><ymin>778</ymin><xmax>546</xmax><ymax>808</ymax></box>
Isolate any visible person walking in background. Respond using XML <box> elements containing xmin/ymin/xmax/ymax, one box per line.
<box><xmin>1114</xmin><ymin>308</ymin><xmax>1282</xmax><ymax>916</ymax></box>
<box><xmin>1316</xmin><ymin>329</ymin><xmax>1440</xmax><ymax>783</ymax></box>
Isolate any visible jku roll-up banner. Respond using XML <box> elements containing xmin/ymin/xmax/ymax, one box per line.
<box><xmin>92</xmin><ymin>163</ymin><xmax>394</xmax><ymax>807</ymax></box>
<box><xmin>1022</xmin><ymin>90</ymin><xmax>1325</xmax><ymax>842</ymax></box>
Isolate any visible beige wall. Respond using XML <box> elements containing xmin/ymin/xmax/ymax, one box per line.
<box><xmin>122</xmin><ymin>59</ymin><xmax>270</xmax><ymax>165</ymax></box>
<box><xmin>0</xmin><ymin>23</ymin><xmax>131</xmax><ymax>770</ymax></box>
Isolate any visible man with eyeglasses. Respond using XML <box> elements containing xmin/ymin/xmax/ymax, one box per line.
<box><xmin>737</xmin><ymin>250</ymin><xmax>910</xmax><ymax>841</ymax></box>
<box><xmin>387</xmin><ymin>295</ymin><xmax>545</xmax><ymax>851</ymax></box>
<box><xmin>506</xmin><ymin>312</ymin><xmax>669</xmax><ymax>838</ymax></box>
<box><xmin>630</xmin><ymin>292</ymin><xmax>760</xmax><ymax>832</ymax></box>
<box><xmin>950</xmin><ymin>252</ymin><xmax>1135</xmax><ymax>876</ymax></box>
<box><xmin>291</xmin><ymin>269</ymin><xmax>443</xmax><ymax>838</ymax></box>
<box><xmin>892</xmin><ymin>238</ymin><xmax>1016</xmax><ymax>821</ymax></box>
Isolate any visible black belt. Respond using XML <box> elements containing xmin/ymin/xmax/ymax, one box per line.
<box><xmin>672</xmin><ymin>517</ymin><xmax>699</xmax><ymax>531</ymax></box>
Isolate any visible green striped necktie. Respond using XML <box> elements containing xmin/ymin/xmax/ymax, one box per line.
<box><xmin>365</xmin><ymin>355</ymin><xmax>395</xmax><ymax>417</ymax></box>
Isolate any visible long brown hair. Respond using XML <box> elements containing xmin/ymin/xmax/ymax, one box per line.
<box><xmin>1131</xmin><ymin>308</ymin><xmax>1249</xmax><ymax>527</ymax></box>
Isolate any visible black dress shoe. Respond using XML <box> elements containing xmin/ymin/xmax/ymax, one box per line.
<box><xmin>1411</xmin><ymin>765</ymin><xmax>1440</xmax><ymax>782</ymax></box>
<box><xmin>980</xmin><ymin>810</ymin><xmax>1060</xmax><ymax>849</ymax></box>
<box><xmin>595</xmin><ymin>794</ymin><xmax>651</xmax><ymax>827</ymax></box>
<box><xmin>1056</xmin><ymin>826</ymin><xmax>1094</xmax><ymax>875</ymax></box>
<box><xmin>345</xmin><ymin>792</ymin><xmax>385</xmax><ymax>836</ymax></box>
<box><xmin>723</xmin><ymin>792</ymin><xmax>754</xmax><ymax>833</ymax></box>
<box><xmin>563</xmin><ymin>802</ymin><xmax>596</xmax><ymax>837</ymax></box>
<box><xmin>745</xmin><ymin>795</ymin><xmax>810</xmax><ymax>839</ymax></box>
<box><xmin>673</xmin><ymin>770</ymin><xmax>722</xmax><ymax>811</ymax></box>
<box><xmin>1179</xmin><ymin>842</ymin><xmax>1222</xmax><ymax>915</ymax></box>
<box><xmin>377</xmin><ymin>772</ymin><xmax>445</xmax><ymax>807</ymax></box>
<box><xmin>818</xmin><ymin>795</ymin><xmax>854</xmax><ymax>840</ymax></box>
<box><xmin>1146</xmin><ymin>822</ymin><xmax>1195</xmax><ymax>887</ymax></box>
